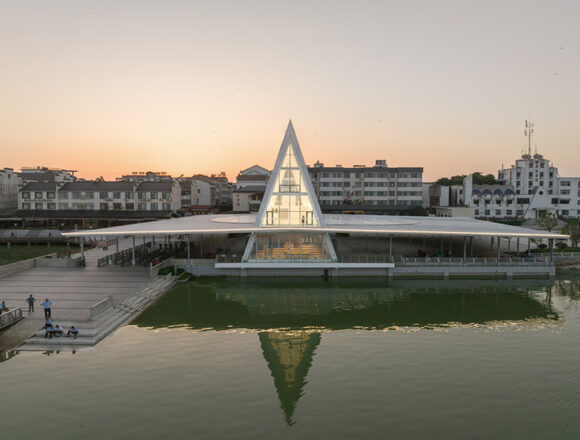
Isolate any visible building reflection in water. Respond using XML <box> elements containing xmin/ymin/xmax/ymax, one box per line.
<box><xmin>259</xmin><ymin>330</ymin><xmax>320</xmax><ymax>425</ymax></box>
<box><xmin>132</xmin><ymin>278</ymin><xmax>567</xmax><ymax>425</ymax></box>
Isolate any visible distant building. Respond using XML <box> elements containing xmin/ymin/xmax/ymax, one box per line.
<box><xmin>233</xmin><ymin>165</ymin><xmax>270</xmax><ymax>212</ymax></box>
<box><xmin>425</xmin><ymin>149</ymin><xmax>580</xmax><ymax>220</ymax></box>
<box><xmin>0</xmin><ymin>168</ymin><xmax>19</xmax><ymax>209</ymax></box>
<box><xmin>307</xmin><ymin>159</ymin><xmax>424</xmax><ymax>214</ymax></box>
<box><xmin>178</xmin><ymin>174</ymin><xmax>233</xmax><ymax>211</ymax></box>
<box><xmin>18</xmin><ymin>180</ymin><xmax>181</xmax><ymax>213</ymax></box>
<box><xmin>117</xmin><ymin>171</ymin><xmax>173</xmax><ymax>182</ymax></box>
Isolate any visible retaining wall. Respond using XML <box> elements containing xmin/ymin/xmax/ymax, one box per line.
<box><xmin>171</xmin><ymin>258</ymin><xmax>554</xmax><ymax>279</ymax></box>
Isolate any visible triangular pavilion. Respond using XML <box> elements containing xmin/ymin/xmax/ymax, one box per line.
<box><xmin>242</xmin><ymin>121</ymin><xmax>337</xmax><ymax>262</ymax></box>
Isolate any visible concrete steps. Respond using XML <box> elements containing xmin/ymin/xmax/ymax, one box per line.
<box><xmin>19</xmin><ymin>275</ymin><xmax>176</xmax><ymax>351</ymax></box>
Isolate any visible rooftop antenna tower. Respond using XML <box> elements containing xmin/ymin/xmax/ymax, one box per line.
<box><xmin>524</xmin><ymin>119</ymin><xmax>534</xmax><ymax>156</ymax></box>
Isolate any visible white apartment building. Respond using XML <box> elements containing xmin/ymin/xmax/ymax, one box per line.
<box><xmin>189</xmin><ymin>175</ymin><xmax>233</xmax><ymax>209</ymax></box>
<box><xmin>462</xmin><ymin>152</ymin><xmax>580</xmax><ymax>220</ymax></box>
<box><xmin>19</xmin><ymin>180</ymin><xmax>181</xmax><ymax>213</ymax></box>
<box><xmin>233</xmin><ymin>165</ymin><xmax>270</xmax><ymax>212</ymax></box>
<box><xmin>308</xmin><ymin>160</ymin><xmax>423</xmax><ymax>212</ymax></box>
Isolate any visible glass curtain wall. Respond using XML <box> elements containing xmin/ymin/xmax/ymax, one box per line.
<box><xmin>248</xmin><ymin>233</ymin><xmax>333</xmax><ymax>262</ymax></box>
<box><xmin>260</xmin><ymin>143</ymin><xmax>320</xmax><ymax>227</ymax></box>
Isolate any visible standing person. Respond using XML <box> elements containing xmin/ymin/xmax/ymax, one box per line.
<box><xmin>0</xmin><ymin>301</ymin><xmax>6</xmax><ymax>313</ymax></box>
<box><xmin>42</xmin><ymin>298</ymin><xmax>52</xmax><ymax>318</ymax></box>
<box><xmin>26</xmin><ymin>294</ymin><xmax>36</xmax><ymax>313</ymax></box>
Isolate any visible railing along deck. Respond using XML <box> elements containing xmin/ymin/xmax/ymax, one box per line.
<box><xmin>0</xmin><ymin>308</ymin><xmax>23</xmax><ymax>330</ymax></box>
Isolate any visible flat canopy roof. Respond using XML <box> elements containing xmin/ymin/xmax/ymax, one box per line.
<box><xmin>62</xmin><ymin>213</ymin><xmax>568</xmax><ymax>239</ymax></box>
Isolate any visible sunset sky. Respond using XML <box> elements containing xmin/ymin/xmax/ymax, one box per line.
<box><xmin>1</xmin><ymin>0</ymin><xmax>579</xmax><ymax>182</ymax></box>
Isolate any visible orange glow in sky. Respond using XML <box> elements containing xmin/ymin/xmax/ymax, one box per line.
<box><xmin>1</xmin><ymin>1</ymin><xmax>579</xmax><ymax>182</ymax></box>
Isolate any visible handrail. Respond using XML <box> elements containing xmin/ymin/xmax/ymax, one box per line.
<box><xmin>0</xmin><ymin>307</ymin><xmax>23</xmax><ymax>330</ymax></box>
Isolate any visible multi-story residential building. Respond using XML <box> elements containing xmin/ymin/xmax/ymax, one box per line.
<box><xmin>461</xmin><ymin>152</ymin><xmax>580</xmax><ymax>220</ymax></box>
<box><xmin>307</xmin><ymin>160</ymin><xmax>424</xmax><ymax>214</ymax></box>
<box><xmin>0</xmin><ymin>168</ymin><xmax>20</xmax><ymax>209</ymax></box>
<box><xmin>189</xmin><ymin>174</ymin><xmax>233</xmax><ymax>210</ymax></box>
<box><xmin>18</xmin><ymin>180</ymin><xmax>181</xmax><ymax>213</ymax></box>
<box><xmin>233</xmin><ymin>165</ymin><xmax>270</xmax><ymax>212</ymax></box>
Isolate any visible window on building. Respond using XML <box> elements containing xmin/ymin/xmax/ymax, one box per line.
<box><xmin>60</xmin><ymin>191</ymin><xmax>69</xmax><ymax>199</ymax></box>
<box><xmin>73</xmin><ymin>192</ymin><xmax>82</xmax><ymax>199</ymax></box>
<box><xmin>150</xmin><ymin>203</ymin><xmax>158</xmax><ymax>211</ymax></box>
<box><xmin>59</xmin><ymin>203</ymin><xmax>69</xmax><ymax>209</ymax></box>
<box><xmin>506</xmin><ymin>210</ymin><xmax>512</xmax><ymax>216</ymax></box>
<box><xmin>47</xmin><ymin>203</ymin><xmax>56</xmax><ymax>210</ymax></box>
<box><xmin>137</xmin><ymin>203</ymin><xmax>146</xmax><ymax>210</ymax></box>
<box><xmin>113</xmin><ymin>203</ymin><xmax>122</xmax><ymax>210</ymax></box>
<box><xmin>22</xmin><ymin>191</ymin><xmax>30</xmax><ymax>199</ymax></box>
<box><xmin>484</xmin><ymin>209</ymin><xmax>490</xmax><ymax>216</ymax></box>
<box><xmin>22</xmin><ymin>203</ymin><xmax>30</xmax><ymax>209</ymax></box>
<box><xmin>113</xmin><ymin>192</ymin><xmax>121</xmax><ymax>199</ymax></box>
<box><xmin>137</xmin><ymin>192</ymin><xmax>146</xmax><ymax>200</ymax></box>
<box><xmin>85</xmin><ymin>192</ymin><xmax>94</xmax><ymax>199</ymax></box>
<box><xmin>150</xmin><ymin>192</ymin><xmax>158</xmax><ymax>199</ymax></box>
<box><xmin>474</xmin><ymin>209</ymin><xmax>479</xmax><ymax>215</ymax></box>
<box><xmin>162</xmin><ymin>203</ymin><xmax>171</xmax><ymax>211</ymax></box>
<box><xmin>517</xmin><ymin>210</ymin><xmax>524</xmax><ymax>216</ymax></box>
<box><xmin>100</xmin><ymin>203</ymin><xmax>108</xmax><ymax>210</ymax></box>
<box><xmin>561</xmin><ymin>190</ymin><xmax>571</xmax><ymax>195</ymax></box>
<box><xmin>126</xmin><ymin>203</ymin><xmax>134</xmax><ymax>210</ymax></box>
<box><xmin>125</xmin><ymin>192</ymin><xmax>134</xmax><ymax>199</ymax></box>
<box><xmin>562</xmin><ymin>210</ymin><xmax>570</xmax><ymax>216</ymax></box>
<box><xmin>495</xmin><ymin>210</ymin><xmax>501</xmax><ymax>216</ymax></box>
<box><xmin>35</xmin><ymin>203</ymin><xmax>43</xmax><ymax>209</ymax></box>
<box><xmin>100</xmin><ymin>192</ymin><xmax>108</xmax><ymax>199</ymax></box>
<box><xmin>162</xmin><ymin>192</ymin><xmax>170</xmax><ymax>200</ymax></box>
<box><xmin>35</xmin><ymin>192</ymin><xmax>42</xmax><ymax>199</ymax></box>
<box><xmin>47</xmin><ymin>192</ymin><xmax>55</xmax><ymax>199</ymax></box>
<box><xmin>561</xmin><ymin>181</ymin><xmax>571</xmax><ymax>186</ymax></box>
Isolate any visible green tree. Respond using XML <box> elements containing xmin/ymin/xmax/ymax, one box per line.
<box><xmin>562</xmin><ymin>220</ymin><xmax>580</xmax><ymax>250</ymax></box>
<box><xmin>472</xmin><ymin>172</ymin><xmax>498</xmax><ymax>185</ymax></box>
<box><xmin>537</xmin><ymin>212</ymin><xmax>558</xmax><ymax>233</ymax></box>
<box><xmin>435</xmin><ymin>175</ymin><xmax>466</xmax><ymax>186</ymax></box>
<box><xmin>435</xmin><ymin>172</ymin><xmax>497</xmax><ymax>186</ymax></box>
<box><xmin>408</xmin><ymin>205</ymin><xmax>428</xmax><ymax>216</ymax></box>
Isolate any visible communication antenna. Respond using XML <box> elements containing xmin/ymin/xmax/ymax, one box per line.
<box><xmin>524</xmin><ymin>119</ymin><xmax>534</xmax><ymax>156</ymax></box>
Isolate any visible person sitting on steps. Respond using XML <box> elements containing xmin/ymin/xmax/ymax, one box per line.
<box><xmin>66</xmin><ymin>326</ymin><xmax>79</xmax><ymax>339</ymax></box>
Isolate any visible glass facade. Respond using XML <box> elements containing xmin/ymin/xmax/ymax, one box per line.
<box><xmin>247</xmin><ymin>232</ymin><xmax>333</xmax><ymax>262</ymax></box>
<box><xmin>260</xmin><ymin>143</ymin><xmax>320</xmax><ymax>227</ymax></box>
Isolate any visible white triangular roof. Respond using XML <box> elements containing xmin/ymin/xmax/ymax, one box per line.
<box><xmin>255</xmin><ymin>121</ymin><xmax>325</xmax><ymax>228</ymax></box>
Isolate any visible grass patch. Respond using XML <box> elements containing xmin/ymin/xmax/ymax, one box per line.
<box><xmin>0</xmin><ymin>244</ymin><xmax>78</xmax><ymax>266</ymax></box>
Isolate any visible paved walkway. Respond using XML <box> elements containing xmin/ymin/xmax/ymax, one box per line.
<box><xmin>0</xmin><ymin>238</ymin><xmax>151</xmax><ymax>349</ymax></box>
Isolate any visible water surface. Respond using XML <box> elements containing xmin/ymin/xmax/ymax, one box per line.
<box><xmin>1</xmin><ymin>277</ymin><xmax>580</xmax><ymax>439</ymax></box>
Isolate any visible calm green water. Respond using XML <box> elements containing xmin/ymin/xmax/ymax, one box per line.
<box><xmin>2</xmin><ymin>277</ymin><xmax>580</xmax><ymax>439</ymax></box>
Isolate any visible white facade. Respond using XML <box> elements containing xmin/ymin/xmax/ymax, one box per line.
<box><xmin>308</xmin><ymin>160</ymin><xmax>423</xmax><ymax>210</ymax></box>
<box><xmin>463</xmin><ymin>152</ymin><xmax>580</xmax><ymax>220</ymax></box>
<box><xmin>233</xmin><ymin>165</ymin><xmax>270</xmax><ymax>212</ymax></box>
<box><xmin>19</xmin><ymin>180</ymin><xmax>181</xmax><ymax>213</ymax></box>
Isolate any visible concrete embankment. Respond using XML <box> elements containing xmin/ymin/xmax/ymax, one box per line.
<box><xmin>19</xmin><ymin>275</ymin><xmax>176</xmax><ymax>351</ymax></box>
